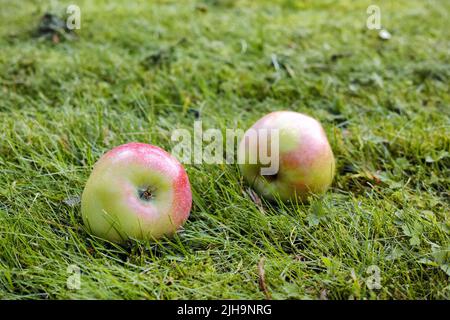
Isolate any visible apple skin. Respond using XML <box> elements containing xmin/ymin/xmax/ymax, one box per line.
<box><xmin>239</xmin><ymin>111</ymin><xmax>335</xmax><ymax>202</ymax></box>
<box><xmin>81</xmin><ymin>142</ymin><xmax>192</xmax><ymax>243</ymax></box>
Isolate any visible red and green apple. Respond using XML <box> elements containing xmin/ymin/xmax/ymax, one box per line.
<box><xmin>81</xmin><ymin>142</ymin><xmax>192</xmax><ymax>243</ymax></box>
<box><xmin>239</xmin><ymin>111</ymin><xmax>335</xmax><ymax>202</ymax></box>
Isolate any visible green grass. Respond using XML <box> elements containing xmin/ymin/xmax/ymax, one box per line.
<box><xmin>0</xmin><ymin>0</ymin><xmax>449</xmax><ymax>299</ymax></box>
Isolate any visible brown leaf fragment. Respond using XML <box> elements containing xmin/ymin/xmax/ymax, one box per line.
<box><xmin>258</xmin><ymin>257</ymin><xmax>271</xmax><ymax>299</ymax></box>
<box><xmin>320</xmin><ymin>289</ymin><xmax>328</xmax><ymax>300</ymax></box>
<box><xmin>52</xmin><ymin>33</ymin><xmax>60</xmax><ymax>43</ymax></box>
<box><xmin>247</xmin><ymin>188</ymin><xmax>265</xmax><ymax>213</ymax></box>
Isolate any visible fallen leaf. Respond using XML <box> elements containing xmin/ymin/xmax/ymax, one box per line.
<box><xmin>34</xmin><ymin>13</ymin><xmax>76</xmax><ymax>41</ymax></box>
<box><xmin>320</xmin><ymin>289</ymin><xmax>328</xmax><ymax>300</ymax></box>
<box><xmin>258</xmin><ymin>257</ymin><xmax>271</xmax><ymax>299</ymax></box>
<box><xmin>52</xmin><ymin>33</ymin><xmax>60</xmax><ymax>43</ymax></box>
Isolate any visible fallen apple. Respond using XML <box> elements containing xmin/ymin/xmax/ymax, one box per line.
<box><xmin>81</xmin><ymin>142</ymin><xmax>192</xmax><ymax>243</ymax></box>
<box><xmin>239</xmin><ymin>111</ymin><xmax>335</xmax><ymax>202</ymax></box>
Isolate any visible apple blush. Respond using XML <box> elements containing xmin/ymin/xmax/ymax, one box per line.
<box><xmin>239</xmin><ymin>111</ymin><xmax>335</xmax><ymax>202</ymax></box>
<box><xmin>81</xmin><ymin>143</ymin><xmax>192</xmax><ymax>243</ymax></box>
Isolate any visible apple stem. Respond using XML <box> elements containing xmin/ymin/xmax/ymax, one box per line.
<box><xmin>138</xmin><ymin>187</ymin><xmax>154</xmax><ymax>201</ymax></box>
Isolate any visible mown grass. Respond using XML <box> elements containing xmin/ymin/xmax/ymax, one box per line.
<box><xmin>0</xmin><ymin>0</ymin><xmax>449</xmax><ymax>299</ymax></box>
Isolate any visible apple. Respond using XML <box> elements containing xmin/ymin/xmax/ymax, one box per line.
<box><xmin>239</xmin><ymin>111</ymin><xmax>335</xmax><ymax>202</ymax></box>
<box><xmin>81</xmin><ymin>142</ymin><xmax>192</xmax><ymax>243</ymax></box>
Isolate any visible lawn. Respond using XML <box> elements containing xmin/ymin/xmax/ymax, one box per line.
<box><xmin>0</xmin><ymin>0</ymin><xmax>449</xmax><ymax>299</ymax></box>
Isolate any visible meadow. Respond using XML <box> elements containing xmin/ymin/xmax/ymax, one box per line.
<box><xmin>0</xmin><ymin>0</ymin><xmax>449</xmax><ymax>299</ymax></box>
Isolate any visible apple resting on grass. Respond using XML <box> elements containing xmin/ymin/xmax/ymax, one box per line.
<box><xmin>81</xmin><ymin>143</ymin><xmax>192</xmax><ymax>243</ymax></box>
<box><xmin>239</xmin><ymin>111</ymin><xmax>335</xmax><ymax>202</ymax></box>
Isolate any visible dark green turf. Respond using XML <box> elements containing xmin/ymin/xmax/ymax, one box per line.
<box><xmin>0</xmin><ymin>0</ymin><xmax>449</xmax><ymax>299</ymax></box>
